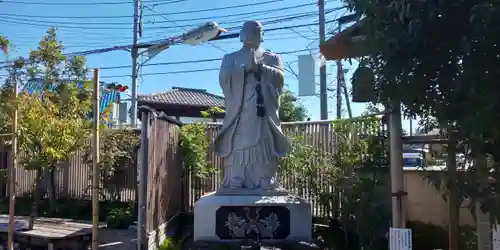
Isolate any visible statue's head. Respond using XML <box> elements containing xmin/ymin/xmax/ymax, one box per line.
<box><xmin>240</xmin><ymin>20</ymin><xmax>263</xmax><ymax>48</ymax></box>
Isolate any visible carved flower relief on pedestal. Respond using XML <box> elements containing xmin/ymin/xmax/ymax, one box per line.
<box><xmin>224</xmin><ymin>207</ymin><xmax>281</xmax><ymax>239</ymax></box>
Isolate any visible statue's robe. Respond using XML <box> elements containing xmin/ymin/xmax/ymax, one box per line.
<box><xmin>213</xmin><ymin>47</ymin><xmax>291</xmax><ymax>189</ymax></box>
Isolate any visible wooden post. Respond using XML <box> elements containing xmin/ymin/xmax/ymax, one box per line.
<box><xmin>92</xmin><ymin>69</ymin><xmax>100</xmax><ymax>250</ymax></box>
<box><xmin>7</xmin><ymin>76</ymin><xmax>18</xmax><ymax>250</ymax></box>
<box><xmin>447</xmin><ymin>131</ymin><xmax>459</xmax><ymax>250</ymax></box>
<box><xmin>138</xmin><ymin>110</ymin><xmax>150</xmax><ymax>250</ymax></box>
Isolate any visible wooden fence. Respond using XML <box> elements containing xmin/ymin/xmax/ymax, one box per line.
<box><xmin>185</xmin><ymin>119</ymin><xmax>384</xmax><ymax>219</ymax></box>
<box><xmin>141</xmin><ymin>109</ymin><xmax>184</xmax><ymax>245</ymax></box>
<box><xmin>1</xmin><ymin>147</ymin><xmax>137</xmax><ymax>201</ymax></box>
<box><xmin>2</xmin><ymin>117</ymin><xmax>383</xmax><ymax>221</ymax></box>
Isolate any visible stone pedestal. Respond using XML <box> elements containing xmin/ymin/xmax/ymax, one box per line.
<box><xmin>193</xmin><ymin>189</ymin><xmax>312</xmax><ymax>244</ymax></box>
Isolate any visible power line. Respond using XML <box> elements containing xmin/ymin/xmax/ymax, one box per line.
<box><xmin>143</xmin><ymin>4</ymin><xmax>230</xmax><ymax>54</ymax></box>
<box><xmin>99</xmin><ymin>20</ymin><xmax>327</xmax><ymax>54</ymax></box>
<box><xmin>0</xmin><ymin>2</ymin><xmax>321</xmax><ymax>25</ymax></box>
<box><xmin>110</xmin><ymin>48</ymin><xmax>315</xmax><ymax>79</ymax></box>
<box><xmin>10</xmin><ymin>31</ymin><xmax>312</xmax><ymax>49</ymax></box>
<box><xmin>63</xmin><ymin>36</ymin><xmax>305</xmax><ymax>49</ymax></box>
<box><xmin>144</xmin><ymin>0</ymin><xmax>283</xmax><ymax>15</ymax></box>
<box><xmin>0</xmin><ymin>68</ymin><xmax>220</xmax><ymax>80</ymax></box>
<box><xmin>0</xmin><ymin>11</ymin><xmax>321</xmax><ymax>31</ymax></box>
<box><xmin>0</xmin><ymin>18</ymin><xmax>127</xmax><ymax>30</ymax></box>
<box><xmin>0</xmin><ymin>0</ymin><xmax>183</xmax><ymax>6</ymax></box>
<box><xmin>139</xmin><ymin>20</ymin><xmax>333</xmax><ymax>47</ymax></box>
<box><xmin>101</xmin><ymin>68</ymin><xmax>219</xmax><ymax>78</ymax></box>
<box><xmin>0</xmin><ymin>9</ymin><xmax>321</xmax><ymax>29</ymax></box>
<box><xmin>144</xmin><ymin>0</ymin><xmax>188</xmax><ymax>7</ymax></box>
<box><xmin>0</xmin><ymin>3</ymin><xmax>343</xmax><ymax>48</ymax></box>
<box><xmin>131</xmin><ymin>20</ymin><xmax>331</xmax><ymax>52</ymax></box>
<box><xmin>100</xmin><ymin>47</ymin><xmax>314</xmax><ymax>77</ymax></box>
<box><xmin>0</xmin><ymin>47</ymin><xmax>316</xmax><ymax>78</ymax></box>
<box><xmin>0</xmin><ymin>21</ymin><xmax>329</xmax><ymax>67</ymax></box>
<box><xmin>100</xmin><ymin>48</ymin><xmax>315</xmax><ymax>70</ymax></box>
<box><xmin>141</xmin><ymin>4</ymin><xmax>339</xmax><ymax>54</ymax></box>
<box><xmin>0</xmin><ymin>0</ymin><xmax>283</xmax><ymax>18</ymax></box>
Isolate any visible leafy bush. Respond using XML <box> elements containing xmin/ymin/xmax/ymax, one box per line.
<box><xmin>158</xmin><ymin>238</ymin><xmax>176</xmax><ymax>250</ymax></box>
<box><xmin>179</xmin><ymin>107</ymin><xmax>222</xmax><ymax>179</ymax></box>
<box><xmin>179</xmin><ymin>123</ymin><xmax>212</xmax><ymax>179</ymax></box>
<box><xmin>106</xmin><ymin>205</ymin><xmax>134</xmax><ymax>229</ymax></box>
<box><xmin>281</xmin><ymin>117</ymin><xmax>391</xmax><ymax>249</ymax></box>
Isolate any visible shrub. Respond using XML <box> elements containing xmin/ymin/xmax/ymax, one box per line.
<box><xmin>158</xmin><ymin>238</ymin><xmax>176</xmax><ymax>250</ymax></box>
<box><xmin>106</xmin><ymin>206</ymin><xmax>134</xmax><ymax>229</ymax></box>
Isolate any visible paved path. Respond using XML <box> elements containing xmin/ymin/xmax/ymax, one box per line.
<box><xmin>98</xmin><ymin>229</ymin><xmax>137</xmax><ymax>250</ymax></box>
<box><xmin>184</xmin><ymin>238</ymin><xmax>321</xmax><ymax>250</ymax></box>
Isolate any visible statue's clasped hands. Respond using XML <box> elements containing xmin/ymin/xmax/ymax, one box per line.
<box><xmin>242</xmin><ymin>50</ymin><xmax>260</xmax><ymax>73</ymax></box>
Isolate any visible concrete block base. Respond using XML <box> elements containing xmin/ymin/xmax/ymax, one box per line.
<box><xmin>193</xmin><ymin>189</ymin><xmax>312</xmax><ymax>244</ymax></box>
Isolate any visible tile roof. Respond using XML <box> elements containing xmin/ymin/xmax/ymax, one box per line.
<box><xmin>138</xmin><ymin>87</ymin><xmax>225</xmax><ymax>107</ymax></box>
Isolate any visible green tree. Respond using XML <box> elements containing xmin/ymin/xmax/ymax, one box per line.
<box><xmin>180</xmin><ymin>107</ymin><xmax>222</xmax><ymax>179</ymax></box>
<box><xmin>82</xmin><ymin>129</ymin><xmax>139</xmax><ymax>201</ymax></box>
<box><xmin>0</xmin><ymin>35</ymin><xmax>11</xmax><ymax>137</ymax></box>
<box><xmin>345</xmin><ymin>0</ymin><xmax>500</xmax><ymax>219</ymax></box>
<box><xmin>279</xmin><ymin>89</ymin><xmax>308</xmax><ymax>122</ymax></box>
<box><xmin>1</xmin><ymin>28</ymin><xmax>92</xmax><ymax>227</ymax></box>
<box><xmin>0</xmin><ymin>36</ymin><xmax>10</xmax><ymax>187</ymax></box>
<box><xmin>279</xmin><ymin>117</ymin><xmax>390</xmax><ymax>249</ymax></box>
<box><xmin>0</xmin><ymin>36</ymin><xmax>8</xmax><ymax>54</ymax></box>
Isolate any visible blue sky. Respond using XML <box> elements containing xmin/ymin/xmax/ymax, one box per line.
<box><xmin>0</xmin><ymin>0</ymin><xmax>415</xmax><ymax>131</ymax></box>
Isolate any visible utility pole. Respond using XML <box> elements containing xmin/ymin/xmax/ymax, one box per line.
<box><xmin>131</xmin><ymin>2</ymin><xmax>142</xmax><ymax>249</ymax></box>
<box><xmin>130</xmin><ymin>0</ymin><xmax>141</xmax><ymax>128</ymax></box>
<box><xmin>339</xmin><ymin>62</ymin><xmax>352</xmax><ymax>118</ymax></box>
<box><xmin>318</xmin><ymin>0</ymin><xmax>328</xmax><ymax>120</ymax></box>
<box><xmin>335</xmin><ymin>23</ymin><xmax>342</xmax><ymax>119</ymax></box>
<box><xmin>91</xmin><ymin>69</ymin><xmax>100</xmax><ymax>250</ymax></box>
<box><xmin>335</xmin><ymin>14</ymin><xmax>358</xmax><ymax>119</ymax></box>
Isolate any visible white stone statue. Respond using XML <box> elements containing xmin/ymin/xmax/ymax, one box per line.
<box><xmin>212</xmin><ymin>20</ymin><xmax>291</xmax><ymax>190</ymax></box>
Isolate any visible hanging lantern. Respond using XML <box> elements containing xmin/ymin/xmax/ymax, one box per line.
<box><xmin>351</xmin><ymin>66</ymin><xmax>376</xmax><ymax>103</ymax></box>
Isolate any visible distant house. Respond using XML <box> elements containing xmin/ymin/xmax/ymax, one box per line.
<box><xmin>137</xmin><ymin>87</ymin><xmax>225</xmax><ymax>123</ymax></box>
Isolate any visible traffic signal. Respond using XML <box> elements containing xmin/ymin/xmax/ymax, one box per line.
<box><xmin>105</xmin><ymin>82</ymin><xmax>129</xmax><ymax>92</ymax></box>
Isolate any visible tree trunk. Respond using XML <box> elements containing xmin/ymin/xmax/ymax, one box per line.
<box><xmin>28</xmin><ymin>169</ymin><xmax>44</xmax><ymax>230</ymax></box>
<box><xmin>48</xmin><ymin>168</ymin><xmax>57</xmax><ymax>214</ymax></box>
